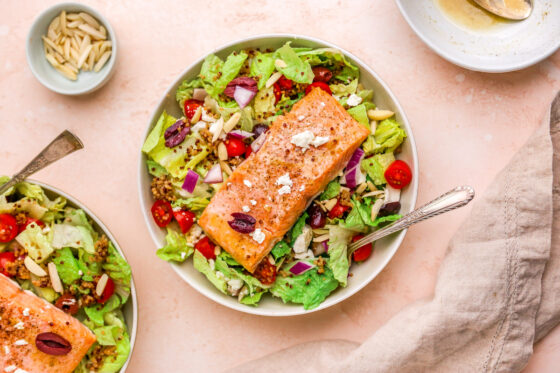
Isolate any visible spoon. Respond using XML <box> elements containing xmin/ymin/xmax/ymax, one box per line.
<box><xmin>472</xmin><ymin>0</ymin><xmax>532</xmax><ymax>20</ymax></box>
<box><xmin>0</xmin><ymin>130</ymin><xmax>83</xmax><ymax>195</ymax></box>
<box><xmin>348</xmin><ymin>186</ymin><xmax>475</xmax><ymax>257</ymax></box>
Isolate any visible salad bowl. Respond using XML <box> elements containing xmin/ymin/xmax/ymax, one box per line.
<box><xmin>138</xmin><ymin>34</ymin><xmax>418</xmax><ymax>316</ymax></box>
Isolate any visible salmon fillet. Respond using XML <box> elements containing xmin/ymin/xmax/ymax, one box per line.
<box><xmin>199</xmin><ymin>88</ymin><xmax>370</xmax><ymax>272</ymax></box>
<box><xmin>0</xmin><ymin>274</ymin><xmax>96</xmax><ymax>373</ymax></box>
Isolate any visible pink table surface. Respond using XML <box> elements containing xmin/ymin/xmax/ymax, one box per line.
<box><xmin>1</xmin><ymin>1</ymin><xmax>560</xmax><ymax>372</ymax></box>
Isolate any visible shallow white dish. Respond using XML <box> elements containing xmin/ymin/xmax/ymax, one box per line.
<box><xmin>26</xmin><ymin>2</ymin><xmax>117</xmax><ymax>95</ymax></box>
<box><xmin>396</xmin><ymin>0</ymin><xmax>560</xmax><ymax>73</ymax></box>
<box><xmin>138</xmin><ymin>34</ymin><xmax>418</xmax><ymax>316</ymax></box>
<box><xmin>30</xmin><ymin>180</ymin><xmax>137</xmax><ymax>371</ymax></box>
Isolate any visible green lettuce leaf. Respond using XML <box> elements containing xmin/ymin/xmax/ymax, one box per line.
<box><xmin>327</xmin><ymin>225</ymin><xmax>354</xmax><ymax>286</ymax></box>
<box><xmin>156</xmin><ymin>228</ymin><xmax>193</xmax><ymax>262</ymax></box>
<box><xmin>347</xmin><ymin>103</ymin><xmax>370</xmax><ymax>128</ymax></box>
<box><xmin>320</xmin><ymin>180</ymin><xmax>341</xmax><ymax>200</ymax></box>
<box><xmin>84</xmin><ymin>294</ymin><xmax>121</xmax><ymax>327</ymax></box>
<box><xmin>52</xmin><ymin>247</ymin><xmax>81</xmax><ymax>285</ymax></box>
<box><xmin>275</xmin><ymin>42</ymin><xmax>313</xmax><ymax>84</ymax></box>
<box><xmin>51</xmin><ymin>223</ymin><xmax>95</xmax><ymax>254</ymax></box>
<box><xmin>361</xmin><ymin>152</ymin><xmax>395</xmax><ymax>185</ymax></box>
<box><xmin>200</xmin><ymin>52</ymin><xmax>248</xmax><ymax>98</ymax></box>
<box><xmin>176</xmin><ymin>78</ymin><xmax>203</xmax><ymax>108</ymax></box>
<box><xmin>240</xmin><ymin>291</ymin><xmax>265</xmax><ymax>306</ymax></box>
<box><xmin>271</xmin><ymin>241</ymin><xmax>291</xmax><ymax>261</ymax></box>
<box><xmin>250</xmin><ymin>52</ymin><xmax>275</xmax><ymax>89</ymax></box>
<box><xmin>15</xmin><ymin>224</ymin><xmax>53</xmax><ymax>263</ymax></box>
<box><xmin>193</xmin><ymin>250</ymin><xmax>227</xmax><ymax>293</ymax></box>
<box><xmin>366</xmin><ymin>118</ymin><xmax>406</xmax><ymax>155</ymax></box>
<box><xmin>146</xmin><ymin>160</ymin><xmax>168</xmax><ymax>178</ymax></box>
<box><xmin>199</xmin><ymin>54</ymin><xmax>224</xmax><ymax>97</ymax></box>
<box><xmin>97</xmin><ymin>311</ymin><xmax>131</xmax><ymax>373</ymax></box>
<box><xmin>335</xmin><ymin>65</ymin><xmax>360</xmax><ymax>83</ymax></box>
<box><xmin>172</xmin><ymin>197</ymin><xmax>210</xmax><ymax>211</ymax></box>
<box><xmin>77</xmin><ymin>249</ymin><xmax>102</xmax><ymax>282</ymax></box>
<box><xmin>330</xmin><ymin>78</ymin><xmax>358</xmax><ymax>97</ymax></box>
<box><xmin>239</xmin><ymin>106</ymin><xmax>254</xmax><ymax>132</ymax></box>
<box><xmin>297</xmin><ymin>48</ymin><xmax>359</xmax><ymax>72</ymax></box>
<box><xmin>372</xmin><ymin>214</ymin><xmax>401</xmax><ymax>227</ymax></box>
<box><xmin>103</xmin><ymin>242</ymin><xmax>132</xmax><ymax>303</ymax></box>
<box><xmin>290</xmin><ymin>212</ymin><xmax>309</xmax><ymax>245</ymax></box>
<box><xmin>270</xmin><ymin>262</ymin><xmax>339</xmax><ymax>310</ymax></box>
<box><xmin>254</xmin><ymin>86</ymin><xmax>276</xmax><ymax>116</ymax></box>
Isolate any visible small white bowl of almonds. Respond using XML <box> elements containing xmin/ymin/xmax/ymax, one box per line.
<box><xmin>26</xmin><ymin>3</ymin><xmax>117</xmax><ymax>95</ymax></box>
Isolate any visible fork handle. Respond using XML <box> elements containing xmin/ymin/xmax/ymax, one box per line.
<box><xmin>0</xmin><ymin>130</ymin><xmax>83</xmax><ymax>195</ymax></box>
<box><xmin>348</xmin><ymin>186</ymin><xmax>475</xmax><ymax>254</ymax></box>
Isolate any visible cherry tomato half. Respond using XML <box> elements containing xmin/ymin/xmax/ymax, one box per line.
<box><xmin>384</xmin><ymin>160</ymin><xmax>412</xmax><ymax>189</ymax></box>
<box><xmin>351</xmin><ymin>234</ymin><xmax>373</xmax><ymax>262</ymax></box>
<box><xmin>98</xmin><ymin>277</ymin><xmax>115</xmax><ymax>304</ymax></box>
<box><xmin>18</xmin><ymin>217</ymin><xmax>45</xmax><ymax>234</ymax></box>
<box><xmin>55</xmin><ymin>293</ymin><xmax>79</xmax><ymax>315</ymax></box>
<box><xmin>151</xmin><ymin>200</ymin><xmax>173</xmax><ymax>227</ymax></box>
<box><xmin>312</xmin><ymin>66</ymin><xmax>333</xmax><ymax>83</ymax></box>
<box><xmin>195</xmin><ymin>236</ymin><xmax>216</xmax><ymax>260</ymax></box>
<box><xmin>245</xmin><ymin>145</ymin><xmax>253</xmax><ymax>158</ymax></box>
<box><xmin>0</xmin><ymin>214</ymin><xmax>18</xmax><ymax>243</ymax></box>
<box><xmin>224</xmin><ymin>137</ymin><xmax>247</xmax><ymax>158</ymax></box>
<box><xmin>253</xmin><ymin>259</ymin><xmax>277</xmax><ymax>285</ymax></box>
<box><xmin>183</xmin><ymin>99</ymin><xmax>203</xmax><ymax>121</ymax></box>
<box><xmin>273</xmin><ymin>83</ymin><xmax>283</xmax><ymax>104</ymax></box>
<box><xmin>0</xmin><ymin>251</ymin><xmax>16</xmax><ymax>277</ymax></box>
<box><xmin>305</xmin><ymin>81</ymin><xmax>332</xmax><ymax>96</ymax></box>
<box><xmin>276</xmin><ymin>75</ymin><xmax>293</xmax><ymax>90</ymax></box>
<box><xmin>328</xmin><ymin>200</ymin><xmax>350</xmax><ymax>219</ymax></box>
<box><xmin>173</xmin><ymin>209</ymin><xmax>196</xmax><ymax>234</ymax></box>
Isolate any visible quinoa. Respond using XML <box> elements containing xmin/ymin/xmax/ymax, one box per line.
<box><xmin>151</xmin><ymin>175</ymin><xmax>176</xmax><ymax>203</ymax></box>
<box><xmin>93</xmin><ymin>235</ymin><xmax>109</xmax><ymax>262</ymax></box>
<box><xmin>339</xmin><ymin>188</ymin><xmax>352</xmax><ymax>207</ymax></box>
<box><xmin>87</xmin><ymin>345</ymin><xmax>117</xmax><ymax>371</ymax></box>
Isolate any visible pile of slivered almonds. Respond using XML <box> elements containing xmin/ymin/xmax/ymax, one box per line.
<box><xmin>42</xmin><ymin>11</ymin><xmax>112</xmax><ymax>80</ymax></box>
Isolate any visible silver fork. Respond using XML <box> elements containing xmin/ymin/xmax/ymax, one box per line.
<box><xmin>0</xmin><ymin>130</ymin><xmax>83</xmax><ymax>195</ymax></box>
<box><xmin>348</xmin><ymin>186</ymin><xmax>475</xmax><ymax>257</ymax></box>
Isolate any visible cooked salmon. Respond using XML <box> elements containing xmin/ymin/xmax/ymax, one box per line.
<box><xmin>199</xmin><ymin>88</ymin><xmax>370</xmax><ymax>272</ymax></box>
<box><xmin>0</xmin><ymin>274</ymin><xmax>96</xmax><ymax>373</ymax></box>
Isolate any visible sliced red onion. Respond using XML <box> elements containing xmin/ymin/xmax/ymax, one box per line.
<box><xmin>312</xmin><ymin>241</ymin><xmax>327</xmax><ymax>256</ymax></box>
<box><xmin>228</xmin><ymin>130</ymin><xmax>254</xmax><ymax>140</ymax></box>
<box><xmin>344</xmin><ymin>148</ymin><xmax>366</xmax><ymax>189</ymax></box>
<box><xmin>192</xmin><ymin>88</ymin><xmax>208</xmax><ymax>101</ymax></box>
<box><xmin>289</xmin><ymin>261</ymin><xmax>315</xmax><ymax>275</ymax></box>
<box><xmin>203</xmin><ymin>164</ymin><xmax>223</xmax><ymax>184</ymax></box>
<box><xmin>233</xmin><ymin>86</ymin><xmax>257</xmax><ymax>109</ymax></box>
<box><xmin>251</xmin><ymin>133</ymin><xmax>267</xmax><ymax>153</ymax></box>
<box><xmin>346</xmin><ymin>148</ymin><xmax>365</xmax><ymax>170</ymax></box>
<box><xmin>224</xmin><ymin>77</ymin><xmax>258</xmax><ymax>97</ymax></box>
<box><xmin>182</xmin><ymin>170</ymin><xmax>199</xmax><ymax>193</ymax></box>
<box><xmin>322</xmin><ymin>241</ymin><xmax>329</xmax><ymax>253</ymax></box>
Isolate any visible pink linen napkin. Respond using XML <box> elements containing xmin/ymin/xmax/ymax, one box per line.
<box><xmin>229</xmin><ymin>91</ymin><xmax>560</xmax><ymax>373</ymax></box>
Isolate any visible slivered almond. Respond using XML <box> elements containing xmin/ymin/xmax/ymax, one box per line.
<box><xmin>370</xmin><ymin>120</ymin><xmax>377</xmax><ymax>133</ymax></box>
<box><xmin>67</xmin><ymin>12</ymin><xmax>81</xmax><ymax>21</ymax></box>
<box><xmin>56</xmin><ymin>65</ymin><xmax>77</xmax><ymax>80</ymax></box>
<box><xmin>96</xmin><ymin>274</ymin><xmax>109</xmax><ymax>297</ymax></box>
<box><xmin>356</xmin><ymin>183</ymin><xmax>367</xmax><ymax>195</ymax></box>
<box><xmin>190</xmin><ymin>106</ymin><xmax>202</xmax><ymax>124</ymax></box>
<box><xmin>367</xmin><ymin>109</ymin><xmax>394</xmax><ymax>121</ymax></box>
<box><xmin>313</xmin><ymin>234</ymin><xmax>330</xmax><ymax>243</ymax></box>
<box><xmin>60</xmin><ymin>10</ymin><xmax>67</xmax><ymax>34</ymax></box>
<box><xmin>324</xmin><ymin>198</ymin><xmax>338</xmax><ymax>211</ymax></box>
<box><xmin>79</xmin><ymin>12</ymin><xmax>100</xmax><ymax>28</ymax></box>
<box><xmin>93</xmin><ymin>51</ymin><xmax>111</xmax><ymax>72</ymax></box>
<box><xmin>362</xmin><ymin>190</ymin><xmax>385</xmax><ymax>198</ymax></box>
<box><xmin>218</xmin><ymin>142</ymin><xmax>228</xmax><ymax>161</ymax></box>
<box><xmin>80</xmin><ymin>34</ymin><xmax>91</xmax><ymax>54</ymax></box>
<box><xmin>54</xmin><ymin>52</ymin><xmax>65</xmax><ymax>64</ymax></box>
<box><xmin>77</xmin><ymin>44</ymin><xmax>92</xmax><ymax>68</ymax></box>
<box><xmin>42</xmin><ymin>36</ymin><xmax>63</xmax><ymax>55</ymax></box>
<box><xmin>78</xmin><ymin>23</ymin><xmax>105</xmax><ymax>39</ymax></box>
<box><xmin>274</xmin><ymin>59</ymin><xmax>287</xmax><ymax>68</ymax></box>
<box><xmin>220</xmin><ymin>161</ymin><xmax>233</xmax><ymax>176</ymax></box>
<box><xmin>99</xmin><ymin>25</ymin><xmax>107</xmax><ymax>39</ymax></box>
<box><xmin>214</xmin><ymin>246</ymin><xmax>222</xmax><ymax>256</ymax></box>
<box><xmin>265</xmin><ymin>72</ymin><xmax>282</xmax><ymax>88</ymax></box>
<box><xmin>86</xmin><ymin>51</ymin><xmax>95</xmax><ymax>71</ymax></box>
<box><xmin>312</xmin><ymin>228</ymin><xmax>329</xmax><ymax>235</ymax></box>
<box><xmin>67</xmin><ymin>20</ymin><xmax>82</xmax><ymax>28</ymax></box>
<box><xmin>223</xmin><ymin>112</ymin><xmax>241</xmax><ymax>133</ymax></box>
<box><xmin>45</xmin><ymin>53</ymin><xmax>60</xmax><ymax>67</ymax></box>
<box><xmin>24</xmin><ymin>257</ymin><xmax>47</xmax><ymax>277</ymax></box>
<box><xmin>63</xmin><ymin>38</ymin><xmax>70</xmax><ymax>59</ymax></box>
<box><xmin>48</xmin><ymin>263</ymin><xmax>63</xmax><ymax>293</ymax></box>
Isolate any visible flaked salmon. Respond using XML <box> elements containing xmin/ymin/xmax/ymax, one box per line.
<box><xmin>0</xmin><ymin>274</ymin><xmax>96</xmax><ymax>373</ymax></box>
<box><xmin>199</xmin><ymin>88</ymin><xmax>370</xmax><ymax>272</ymax></box>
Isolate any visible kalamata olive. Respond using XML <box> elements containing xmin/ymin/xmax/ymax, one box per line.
<box><xmin>378</xmin><ymin>201</ymin><xmax>401</xmax><ymax>217</ymax></box>
<box><xmin>228</xmin><ymin>212</ymin><xmax>256</xmax><ymax>233</ymax></box>
<box><xmin>36</xmin><ymin>332</ymin><xmax>72</xmax><ymax>356</ymax></box>
<box><xmin>253</xmin><ymin>124</ymin><xmax>269</xmax><ymax>138</ymax></box>
<box><xmin>164</xmin><ymin>119</ymin><xmax>190</xmax><ymax>148</ymax></box>
<box><xmin>224</xmin><ymin>77</ymin><xmax>258</xmax><ymax>97</ymax></box>
<box><xmin>308</xmin><ymin>204</ymin><xmax>326</xmax><ymax>229</ymax></box>
<box><xmin>312</xmin><ymin>67</ymin><xmax>333</xmax><ymax>83</ymax></box>
<box><xmin>54</xmin><ymin>293</ymin><xmax>79</xmax><ymax>315</ymax></box>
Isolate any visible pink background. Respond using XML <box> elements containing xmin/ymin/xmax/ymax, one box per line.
<box><xmin>1</xmin><ymin>1</ymin><xmax>559</xmax><ymax>372</ymax></box>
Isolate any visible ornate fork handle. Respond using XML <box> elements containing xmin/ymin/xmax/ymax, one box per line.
<box><xmin>349</xmin><ymin>186</ymin><xmax>475</xmax><ymax>255</ymax></box>
<box><xmin>0</xmin><ymin>130</ymin><xmax>83</xmax><ymax>195</ymax></box>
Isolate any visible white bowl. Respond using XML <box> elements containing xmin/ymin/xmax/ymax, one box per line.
<box><xmin>26</xmin><ymin>2</ymin><xmax>117</xmax><ymax>95</ymax></box>
<box><xmin>138</xmin><ymin>34</ymin><xmax>419</xmax><ymax>316</ymax></box>
<box><xmin>31</xmin><ymin>180</ymin><xmax>137</xmax><ymax>371</ymax></box>
<box><xmin>396</xmin><ymin>0</ymin><xmax>560</xmax><ymax>73</ymax></box>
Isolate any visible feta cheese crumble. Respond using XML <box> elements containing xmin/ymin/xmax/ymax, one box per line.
<box><xmin>276</xmin><ymin>173</ymin><xmax>293</xmax><ymax>195</ymax></box>
<box><xmin>297</xmin><ymin>115</ymin><xmax>306</xmax><ymax>121</ymax></box>
<box><xmin>249</xmin><ymin>199</ymin><xmax>257</xmax><ymax>206</ymax></box>
<box><xmin>291</xmin><ymin>130</ymin><xmax>330</xmax><ymax>152</ymax></box>
<box><xmin>13</xmin><ymin>322</ymin><xmax>24</xmax><ymax>330</ymax></box>
<box><xmin>14</xmin><ymin>340</ymin><xmax>27</xmax><ymax>346</ymax></box>
<box><xmin>22</xmin><ymin>308</ymin><xmax>29</xmax><ymax>317</ymax></box>
<box><xmin>242</xmin><ymin>205</ymin><xmax>251</xmax><ymax>212</ymax></box>
<box><xmin>346</xmin><ymin>93</ymin><xmax>363</xmax><ymax>107</ymax></box>
<box><xmin>243</xmin><ymin>179</ymin><xmax>252</xmax><ymax>188</ymax></box>
<box><xmin>299</xmin><ymin>185</ymin><xmax>305</xmax><ymax>192</ymax></box>
<box><xmin>278</xmin><ymin>185</ymin><xmax>291</xmax><ymax>195</ymax></box>
<box><xmin>15</xmin><ymin>369</ymin><xmax>29</xmax><ymax>373</ymax></box>
<box><xmin>250</xmin><ymin>228</ymin><xmax>266</xmax><ymax>244</ymax></box>
<box><xmin>4</xmin><ymin>366</ymin><xmax>16</xmax><ymax>373</ymax></box>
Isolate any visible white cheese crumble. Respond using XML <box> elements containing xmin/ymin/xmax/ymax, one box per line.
<box><xmin>22</xmin><ymin>308</ymin><xmax>29</xmax><ymax>317</ymax></box>
<box><xmin>293</xmin><ymin>225</ymin><xmax>313</xmax><ymax>254</ymax></box>
<box><xmin>347</xmin><ymin>93</ymin><xmax>363</xmax><ymax>107</ymax></box>
<box><xmin>181</xmin><ymin>252</ymin><xmax>187</xmax><ymax>260</ymax></box>
<box><xmin>13</xmin><ymin>322</ymin><xmax>24</xmax><ymax>330</ymax></box>
<box><xmin>14</xmin><ymin>340</ymin><xmax>27</xmax><ymax>346</ymax></box>
<box><xmin>15</xmin><ymin>369</ymin><xmax>28</xmax><ymax>373</ymax></box>
<box><xmin>297</xmin><ymin>115</ymin><xmax>305</xmax><ymax>121</ymax></box>
<box><xmin>320</xmin><ymin>102</ymin><xmax>325</xmax><ymax>107</ymax></box>
<box><xmin>191</xmin><ymin>121</ymin><xmax>207</xmax><ymax>133</ymax></box>
<box><xmin>4</xmin><ymin>345</ymin><xmax>10</xmax><ymax>354</ymax></box>
<box><xmin>243</xmin><ymin>179</ymin><xmax>252</xmax><ymax>188</ymax></box>
<box><xmin>249</xmin><ymin>199</ymin><xmax>257</xmax><ymax>206</ymax></box>
<box><xmin>299</xmin><ymin>185</ymin><xmax>305</xmax><ymax>192</ymax></box>
<box><xmin>291</xmin><ymin>130</ymin><xmax>330</xmax><ymax>152</ymax></box>
<box><xmin>208</xmin><ymin>259</ymin><xmax>215</xmax><ymax>271</ymax></box>
<box><xmin>276</xmin><ymin>173</ymin><xmax>293</xmax><ymax>187</ymax></box>
<box><xmin>242</xmin><ymin>205</ymin><xmax>251</xmax><ymax>213</ymax></box>
<box><xmin>227</xmin><ymin>279</ymin><xmax>244</xmax><ymax>295</ymax></box>
<box><xmin>250</xmin><ymin>229</ymin><xmax>266</xmax><ymax>244</ymax></box>
<box><xmin>278</xmin><ymin>185</ymin><xmax>291</xmax><ymax>195</ymax></box>
<box><xmin>78</xmin><ymin>270</ymin><xmax>83</xmax><ymax>276</ymax></box>
<box><xmin>4</xmin><ymin>366</ymin><xmax>16</xmax><ymax>373</ymax></box>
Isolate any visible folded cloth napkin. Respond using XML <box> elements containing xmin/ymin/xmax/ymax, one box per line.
<box><xmin>229</xmin><ymin>91</ymin><xmax>560</xmax><ymax>373</ymax></box>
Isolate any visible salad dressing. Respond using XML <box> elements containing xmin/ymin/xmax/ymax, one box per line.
<box><xmin>435</xmin><ymin>0</ymin><xmax>510</xmax><ymax>30</ymax></box>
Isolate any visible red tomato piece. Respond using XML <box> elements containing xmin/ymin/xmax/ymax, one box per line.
<box><xmin>384</xmin><ymin>160</ymin><xmax>412</xmax><ymax>189</ymax></box>
<box><xmin>224</xmin><ymin>137</ymin><xmax>247</xmax><ymax>158</ymax></box>
<box><xmin>328</xmin><ymin>200</ymin><xmax>350</xmax><ymax>219</ymax></box>
<box><xmin>352</xmin><ymin>234</ymin><xmax>373</xmax><ymax>262</ymax></box>
<box><xmin>245</xmin><ymin>145</ymin><xmax>253</xmax><ymax>158</ymax></box>
<box><xmin>305</xmin><ymin>81</ymin><xmax>332</xmax><ymax>96</ymax></box>
<box><xmin>0</xmin><ymin>214</ymin><xmax>18</xmax><ymax>243</ymax></box>
<box><xmin>151</xmin><ymin>200</ymin><xmax>173</xmax><ymax>227</ymax></box>
<box><xmin>276</xmin><ymin>75</ymin><xmax>293</xmax><ymax>90</ymax></box>
<box><xmin>312</xmin><ymin>66</ymin><xmax>333</xmax><ymax>83</ymax></box>
<box><xmin>253</xmin><ymin>259</ymin><xmax>277</xmax><ymax>285</ymax></box>
<box><xmin>0</xmin><ymin>251</ymin><xmax>16</xmax><ymax>277</ymax></box>
<box><xmin>18</xmin><ymin>217</ymin><xmax>45</xmax><ymax>234</ymax></box>
<box><xmin>98</xmin><ymin>277</ymin><xmax>115</xmax><ymax>304</ymax></box>
<box><xmin>273</xmin><ymin>83</ymin><xmax>282</xmax><ymax>104</ymax></box>
<box><xmin>195</xmin><ymin>236</ymin><xmax>216</xmax><ymax>260</ymax></box>
<box><xmin>183</xmin><ymin>99</ymin><xmax>203</xmax><ymax>121</ymax></box>
<box><xmin>173</xmin><ymin>209</ymin><xmax>196</xmax><ymax>234</ymax></box>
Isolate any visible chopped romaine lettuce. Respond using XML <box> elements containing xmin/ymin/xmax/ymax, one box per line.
<box><xmin>290</xmin><ymin>212</ymin><xmax>309</xmax><ymax>245</ymax></box>
<box><xmin>146</xmin><ymin>160</ymin><xmax>168</xmax><ymax>178</ymax></box>
<box><xmin>240</xmin><ymin>291</ymin><xmax>265</xmax><ymax>306</ymax></box>
<box><xmin>52</xmin><ymin>247</ymin><xmax>81</xmax><ymax>285</ymax></box>
<box><xmin>271</xmin><ymin>241</ymin><xmax>291</xmax><ymax>261</ymax></box>
<box><xmin>347</xmin><ymin>103</ymin><xmax>370</xmax><ymax>129</ymax></box>
<box><xmin>239</xmin><ymin>106</ymin><xmax>254</xmax><ymax>132</ymax></box>
<box><xmin>372</xmin><ymin>214</ymin><xmax>401</xmax><ymax>227</ymax></box>
<box><xmin>15</xmin><ymin>224</ymin><xmax>53</xmax><ymax>263</ymax></box>
<box><xmin>199</xmin><ymin>54</ymin><xmax>224</xmax><ymax>97</ymax></box>
<box><xmin>275</xmin><ymin>42</ymin><xmax>313</xmax><ymax>84</ymax></box>
<box><xmin>297</xmin><ymin>48</ymin><xmax>359</xmax><ymax>73</ymax></box>
<box><xmin>254</xmin><ymin>86</ymin><xmax>276</xmax><ymax>116</ymax></box>
<box><xmin>77</xmin><ymin>249</ymin><xmax>102</xmax><ymax>282</ymax></box>
<box><xmin>103</xmin><ymin>242</ymin><xmax>132</xmax><ymax>303</ymax></box>
<box><xmin>327</xmin><ymin>225</ymin><xmax>353</xmax><ymax>286</ymax></box>
<box><xmin>200</xmin><ymin>52</ymin><xmax>248</xmax><ymax>98</ymax></box>
<box><xmin>193</xmin><ymin>250</ymin><xmax>227</xmax><ymax>293</ymax></box>
<box><xmin>156</xmin><ymin>228</ymin><xmax>193</xmax><ymax>262</ymax></box>
<box><xmin>330</xmin><ymin>78</ymin><xmax>358</xmax><ymax>97</ymax></box>
<box><xmin>320</xmin><ymin>180</ymin><xmax>341</xmax><ymax>200</ymax></box>
<box><xmin>84</xmin><ymin>294</ymin><xmax>121</xmax><ymax>327</ymax></box>
<box><xmin>172</xmin><ymin>197</ymin><xmax>210</xmax><ymax>211</ymax></box>
<box><xmin>364</xmin><ymin>118</ymin><xmax>406</xmax><ymax>155</ymax></box>
<box><xmin>51</xmin><ymin>223</ymin><xmax>95</xmax><ymax>254</ymax></box>
<box><xmin>176</xmin><ymin>78</ymin><xmax>203</xmax><ymax>108</ymax></box>
<box><xmin>361</xmin><ymin>152</ymin><xmax>395</xmax><ymax>185</ymax></box>
<box><xmin>250</xmin><ymin>52</ymin><xmax>275</xmax><ymax>89</ymax></box>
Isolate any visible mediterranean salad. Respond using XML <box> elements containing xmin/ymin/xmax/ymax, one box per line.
<box><xmin>0</xmin><ymin>178</ymin><xmax>132</xmax><ymax>372</ymax></box>
<box><xmin>143</xmin><ymin>42</ymin><xmax>412</xmax><ymax>310</ymax></box>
